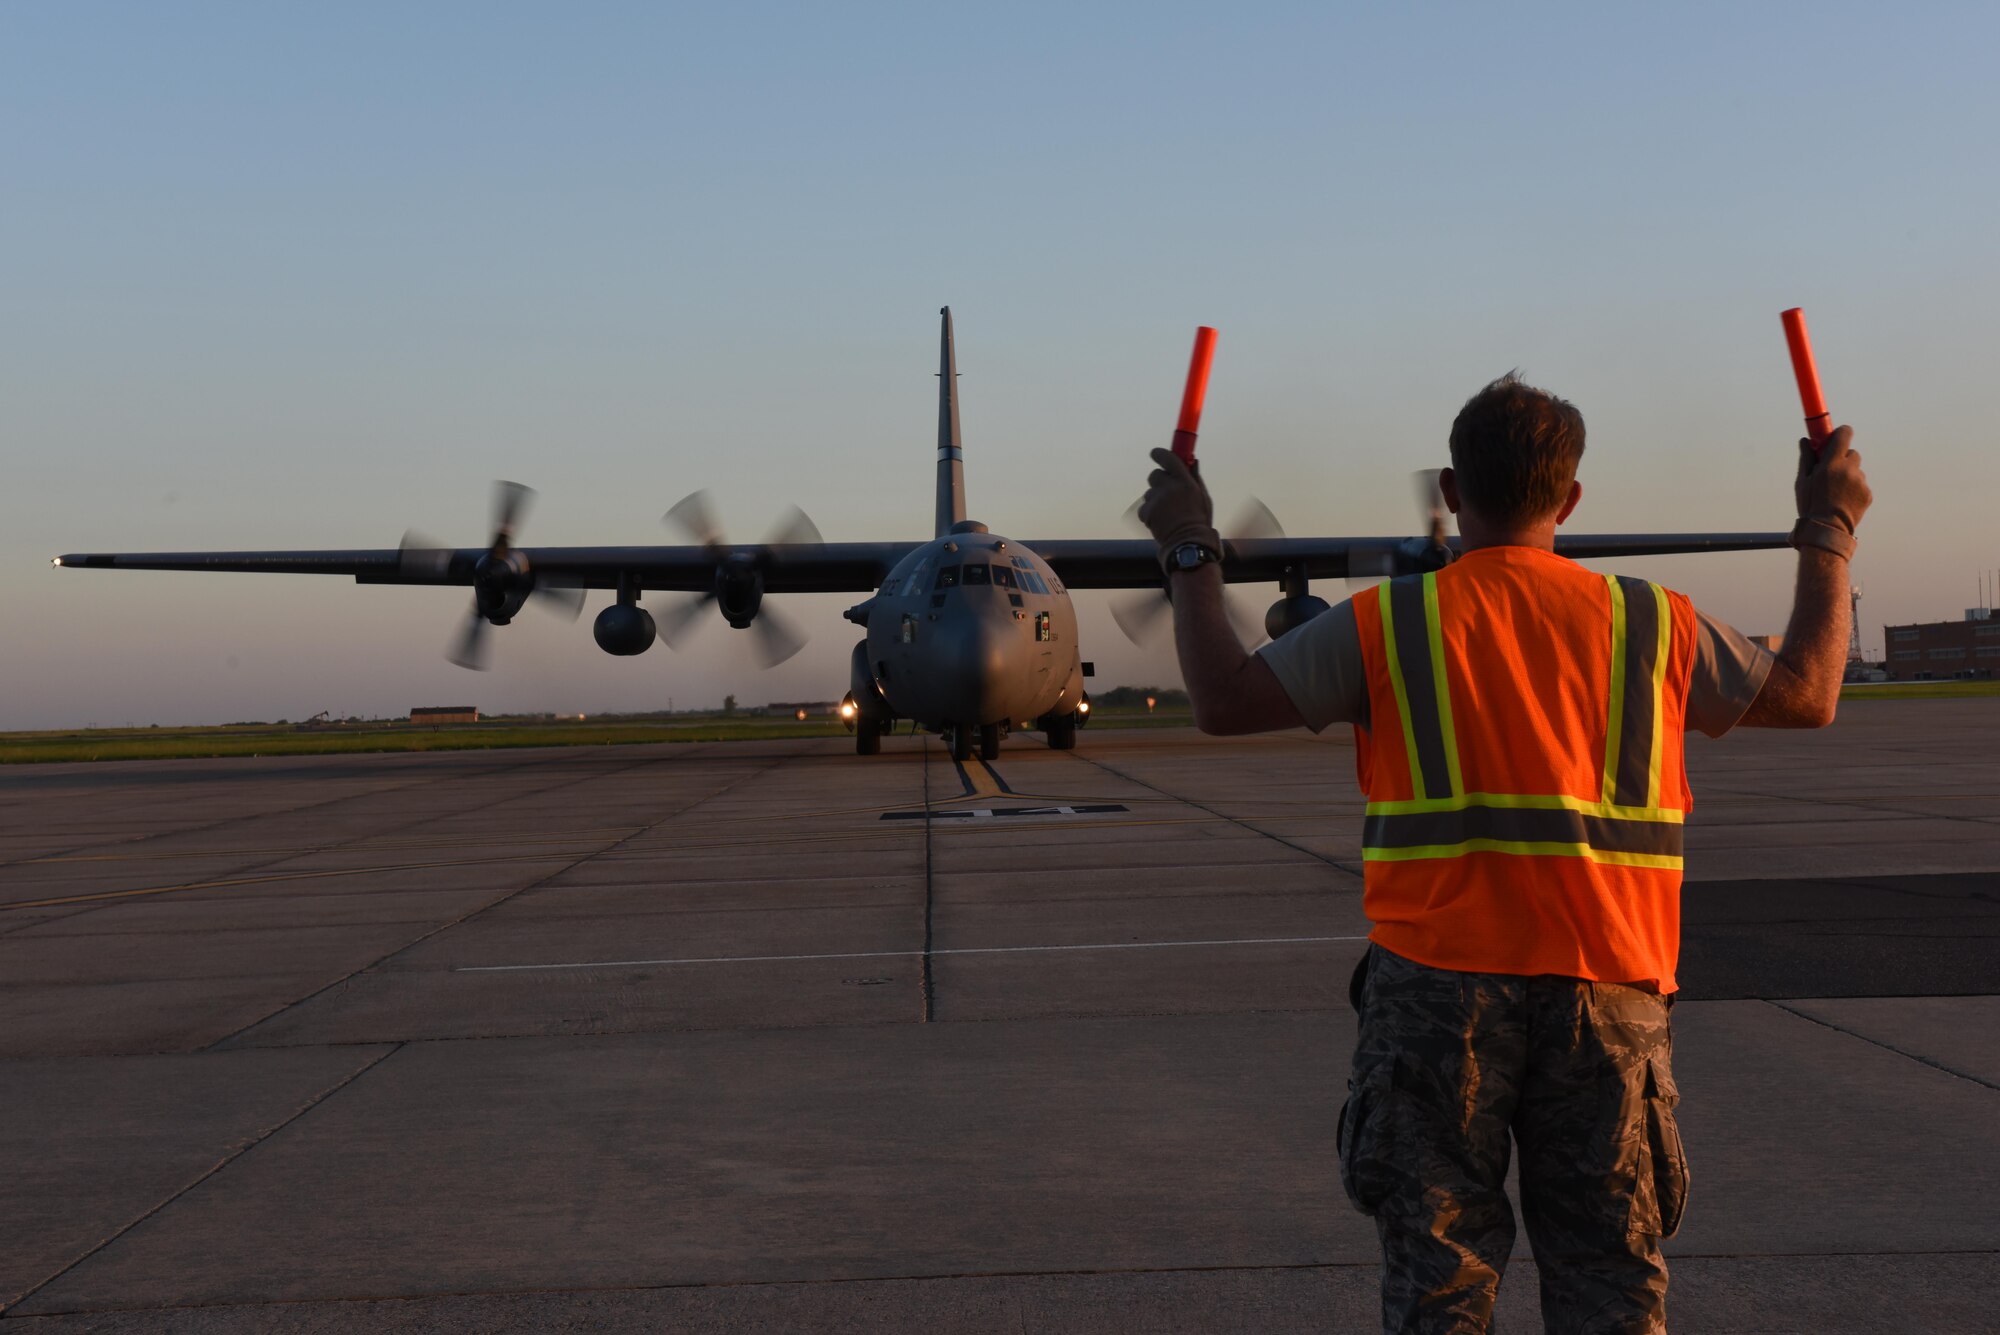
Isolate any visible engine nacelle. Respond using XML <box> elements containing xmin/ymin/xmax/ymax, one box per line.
<box><xmin>593</xmin><ymin>604</ymin><xmax>656</xmax><ymax>655</ymax></box>
<box><xmin>716</xmin><ymin>557</ymin><xmax>765</xmax><ymax>628</ymax></box>
<box><xmin>1266</xmin><ymin>594</ymin><xmax>1332</xmax><ymax>641</ymax></box>
<box><xmin>471</xmin><ymin>551</ymin><xmax>535</xmax><ymax>625</ymax></box>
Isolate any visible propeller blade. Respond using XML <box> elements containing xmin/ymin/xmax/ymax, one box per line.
<box><xmin>750</xmin><ymin>603</ymin><xmax>809</xmax><ymax>668</ymax></box>
<box><xmin>1225</xmin><ymin>497</ymin><xmax>1285</xmax><ymax>544</ymax></box>
<box><xmin>1121</xmin><ymin>496</ymin><xmax>1147</xmax><ymax>534</ymax></box>
<box><xmin>664</xmin><ymin>490</ymin><xmax>724</xmax><ymax>550</ymax></box>
<box><xmin>398</xmin><ymin>530</ymin><xmax>453</xmax><ymax>581</ymax></box>
<box><xmin>530</xmin><ymin>577</ymin><xmax>586</xmax><ymax>620</ymax></box>
<box><xmin>1224</xmin><ymin>589</ymin><xmax>1269</xmax><ymax>648</ymax></box>
<box><xmin>1111</xmin><ymin>591</ymin><xmax>1172</xmax><ymax>646</ymax></box>
<box><xmin>764</xmin><ymin>505</ymin><xmax>822</xmax><ymax>552</ymax></box>
<box><xmin>653</xmin><ymin>592</ymin><xmax>716</xmax><ymax>650</ymax></box>
<box><xmin>1414</xmin><ymin>469</ymin><xmax>1448</xmax><ymax>544</ymax></box>
<box><xmin>492</xmin><ymin>480</ymin><xmax>534</xmax><ymax>547</ymax></box>
<box><xmin>447</xmin><ymin>607</ymin><xmax>491</xmax><ymax>671</ymax></box>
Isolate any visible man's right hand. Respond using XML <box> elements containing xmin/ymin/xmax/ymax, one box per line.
<box><xmin>1795</xmin><ymin>426</ymin><xmax>1872</xmax><ymax>536</ymax></box>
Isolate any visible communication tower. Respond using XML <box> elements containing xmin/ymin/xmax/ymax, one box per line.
<box><xmin>1848</xmin><ymin>584</ymin><xmax>1863</xmax><ymax>663</ymax></box>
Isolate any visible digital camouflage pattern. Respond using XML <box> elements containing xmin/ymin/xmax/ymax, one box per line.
<box><xmin>1339</xmin><ymin>945</ymin><xmax>1688</xmax><ymax>1334</ymax></box>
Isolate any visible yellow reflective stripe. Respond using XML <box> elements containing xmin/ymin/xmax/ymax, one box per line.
<box><xmin>1601</xmin><ymin>574</ymin><xmax>1627</xmax><ymax>807</ymax></box>
<box><xmin>1361</xmin><ymin>839</ymin><xmax>1684</xmax><ymax>870</ymax></box>
<box><xmin>1365</xmin><ymin>791</ymin><xmax>1684</xmax><ymax>823</ymax></box>
<box><xmin>1376</xmin><ymin>579</ymin><xmax>1427</xmax><ymax>800</ymax></box>
<box><xmin>1422</xmin><ymin>572</ymin><xmax>1464</xmax><ymax>797</ymax></box>
<box><xmin>1646</xmin><ymin>581</ymin><xmax>1671</xmax><ymax>809</ymax></box>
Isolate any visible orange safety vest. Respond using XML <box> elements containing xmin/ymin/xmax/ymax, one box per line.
<box><xmin>1352</xmin><ymin>546</ymin><xmax>1697</xmax><ymax>991</ymax></box>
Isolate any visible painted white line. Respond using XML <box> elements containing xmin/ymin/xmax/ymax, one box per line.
<box><xmin>454</xmin><ymin>934</ymin><xmax>1370</xmax><ymax>973</ymax></box>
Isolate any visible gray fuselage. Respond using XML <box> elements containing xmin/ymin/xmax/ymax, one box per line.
<box><xmin>862</xmin><ymin>526</ymin><xmax>1083</xmax><ymax>731</ymax></box>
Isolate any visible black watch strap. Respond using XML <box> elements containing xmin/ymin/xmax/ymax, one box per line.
<box><xmin>1169</xmin><ymin>541</ymin><xmax>1221</xmax><ymax>572</ymax></box>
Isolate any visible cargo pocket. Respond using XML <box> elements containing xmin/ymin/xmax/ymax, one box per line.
<box><xmin>1643</xmin><ymin>1051</ymin><xmax>1689</xmax><ymax>1237</ymax></box>
<box><xmin>1337</xmin><ymin>1061</ymin><xmax>1397</xmax><ymax>1216</ymax></box>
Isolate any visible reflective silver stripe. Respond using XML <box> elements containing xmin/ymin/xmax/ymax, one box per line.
<box><xmin>1612</xmin><ymin>575</ymin><xmax>1664</xmax><ymax>808</ymax></box>
<box><xmin>1387</xmin><ymin>576</ymin><xmax>1454</xmax><ymax>799</ymax></box>
<box><xmin>1363</xmin><ymin>805</ymin><xmax>1684</xmax><ymax>859</ymax></box>
<box><xmin>936</xmin><ymin>447</ymin><xmax>965</xmax><ymax>461</ymax></box>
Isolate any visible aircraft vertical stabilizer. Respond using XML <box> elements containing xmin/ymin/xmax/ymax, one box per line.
<box><xmin>935</xmin><ymin>307</ymin><xmax>967</xmax><ymax>538</ymax></box>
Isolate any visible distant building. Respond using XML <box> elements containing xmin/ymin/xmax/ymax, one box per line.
<box><xmin>410</xmin><ymin>706</ymin><xmax>480</xmax><ymax>724</ymax></box>
<box><xmin>1882</xmin><ymin>610</ymin><xmax>2000</xmax><ymax>681</ymax></box>
<box><xmin>1747</xmin><ymin>634</ymin><xmax>1783</xmax><ymax>654</ymax></box>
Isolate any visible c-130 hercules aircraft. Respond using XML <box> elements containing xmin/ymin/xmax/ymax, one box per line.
<box><xmin>56</xmin><ymin>309</ymin><xmax>1790</xmax><ymax>761</ymax></box>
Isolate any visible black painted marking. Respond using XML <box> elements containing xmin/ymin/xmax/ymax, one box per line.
<box><xmin>881</xmin><ymin>803</ymin><xmax>1129</xmax><ymax>821</ymax></box>
<box><xmin>1679</xmin><ymin>872</ymin><xmax>2000</xmax><ymax>1000</ymax></box>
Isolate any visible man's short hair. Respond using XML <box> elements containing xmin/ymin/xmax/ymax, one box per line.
<box><xmin>1447</xmin><ymin>373</ymin><xmax>1586</xmax><ymax>526</ymax></box>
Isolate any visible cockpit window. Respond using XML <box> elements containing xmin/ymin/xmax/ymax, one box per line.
<box><xmin>934</xmin><ymin>565</ymin><xmax>960</xmax><ymax>589</ymax></box>
<box><xmin>991</xmin><ymin>566</ymin><xmax>1017</xmax><ymax>589</ymax></box>
<box><xmin>962</xmin><ymin>563</ymin><xmax>990</xmax><ymax>585</ymax></box>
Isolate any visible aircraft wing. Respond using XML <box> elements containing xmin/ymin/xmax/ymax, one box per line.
<box><xmin>57</xmin><ymin>532</ymin><xmax>1791</xmax><ymax>595</ymax></box>
<box><xmin>1030</xmin><ymin>532</ymin><xmax>1794</xmax><ymax>589</ymax></box>
<box><xmin>53</xmin><ymin>544</ymin><xmax>919</xmax><ymax>593</ymax></box>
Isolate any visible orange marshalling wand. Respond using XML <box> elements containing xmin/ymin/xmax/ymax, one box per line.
<box><xmin>1171</xmin><ymin>326</ymin><xmax>1219</xmax><ymax>466</ymax></box>
<box><xmin>1780</xmin><ymin>308</ymin><xmax>1833</xmax><ymax>450</ymax></box>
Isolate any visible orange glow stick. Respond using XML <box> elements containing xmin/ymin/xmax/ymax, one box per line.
<box><xmin>1171</xmin><ymin>326</ymin><xmax>1218</xmax><ymax>465</ymax></box>
<box><xmin>1781</xmin><ymin>308</ymin><xmax>1833</xmax><ymax>450</ymax></box>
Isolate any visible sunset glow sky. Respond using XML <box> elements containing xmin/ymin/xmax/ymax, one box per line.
<box><xmin>7</xmin><ymin>2</ymin><xmax>1997</xmax><ymax>728</ymax></box>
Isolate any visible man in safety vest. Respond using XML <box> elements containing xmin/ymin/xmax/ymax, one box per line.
<box><xmin>1137</xmin><ymin>373</ymin><xmax>1871</xmax><ymax>1333</ymax></box>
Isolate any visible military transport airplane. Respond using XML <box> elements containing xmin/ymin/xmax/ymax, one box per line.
<box><xmin>55</xmin><ymin>309</ymin><xmax>1790</xmax><ymax>761</ymax></box>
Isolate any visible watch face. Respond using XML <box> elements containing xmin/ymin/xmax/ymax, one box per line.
<box><xmin>1174</xmin><ymin>543</ymin><xmax>1207</xmax><ymax>570</ymax></box>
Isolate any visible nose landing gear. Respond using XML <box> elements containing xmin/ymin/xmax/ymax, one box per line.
<box><xmin>939</xmin><ymin>723</ymin><xmax>1001</xmax><ymax>762</ymax></box>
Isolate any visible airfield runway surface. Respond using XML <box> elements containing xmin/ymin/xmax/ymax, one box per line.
<box><xmin>2</xmin><ymin>702</ymin><xmax>1996</xmax><ymax>1332</ymax></box>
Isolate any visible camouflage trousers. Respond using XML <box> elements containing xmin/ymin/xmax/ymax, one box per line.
<box><xmin>1337</xmin><ymin>945</ymin><xmax>1689</xmax><ymax>1335</ymax></box>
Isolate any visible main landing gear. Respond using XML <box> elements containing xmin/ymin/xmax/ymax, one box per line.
<box><xmin>1036</xmin><ymin>697</ymin><xmax>1088</xmax><ymax>751</ymax></box>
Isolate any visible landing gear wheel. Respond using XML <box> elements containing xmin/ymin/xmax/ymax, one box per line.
<box><xmin>1045</xmin><ymin>716</ymin><xmax>1077</xmax><ymax>750</ymax></box>
<box><xmin>945</xmin><ymin>725</ymin><xmax>972</xmax><ymax>762</ymax></box>
<box><xmin>856</xmin><ymin>720</ymin><xmax>882</xmax><ymax>755</ymax></box>
<box><xmin>978</xmin><ymin>724</ymin><xmax>1001</xmax><ymax>761</ymax></box>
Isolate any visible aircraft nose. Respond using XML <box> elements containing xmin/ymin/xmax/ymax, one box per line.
<box><xmin>934</xmin><ymin>612</ymin><xmax>1027</xmax><ymax>724</ymax></box>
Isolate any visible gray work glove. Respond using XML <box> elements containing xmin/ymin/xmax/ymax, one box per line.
<box><xmin>1137</xmin><ymin>447</ymin><xmax>1221</xmax><ymax>573</ymax></box>
<box><xmin>1791</xmin><ymin>426</ymin><xmax>1872</xmax><ymax>559</ymax></box>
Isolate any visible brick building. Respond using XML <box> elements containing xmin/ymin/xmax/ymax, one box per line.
<box><xmin>410</xmin><ymin>706</ymin><xmax>480</xmax><ymax>724</ymax></box>
<box><xmin>1882</xmin><ymin>612</ymin><xmax>2000</xmax><ymax>681</ymax></box>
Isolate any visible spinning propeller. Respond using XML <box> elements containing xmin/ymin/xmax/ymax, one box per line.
<box><xmin>1114</xmin><ymin>471</ymin><xmax>1457</xmax><ymax>649</ymax></box>
<box><xmin>399</xmin><ymin>480</ymin><xmax>583</xmax><ymax>671</ymax></box>
<box><xmin>1344</xmin><ymin>470</ymin><xmax>1453</xmax><ymax>588</ymax></box>
<box><xmin>650</xmin><ymin>490</ymin><xmax>822</xmax><ymax>668</ymax></box>
<box><xmin>1111</xmin><ymin>497</ymin><xmax>1286</xmax><ymax>648</ymax></box>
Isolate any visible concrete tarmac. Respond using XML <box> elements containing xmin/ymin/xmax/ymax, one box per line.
<box><xmin>2</xmin><ymin>698</ymin><xmax>1996</xmax><ymax>1332</ymax></box>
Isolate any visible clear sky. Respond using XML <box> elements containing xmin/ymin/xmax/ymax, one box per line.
<box><xmin>6</xmin><ymin>2</ymin><xmax>1997</xmax><ymax>728</ymax></box>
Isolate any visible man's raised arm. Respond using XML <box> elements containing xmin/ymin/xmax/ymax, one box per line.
<box><xmin>1740</xmin><ymin>426</ymin><xmax>1873</xmax><ymax>728</ymax></box>
<box><xmin>1136</xmin><ymin>448</ymin><xmax>1306</xmax><ymax>735</ymax></box>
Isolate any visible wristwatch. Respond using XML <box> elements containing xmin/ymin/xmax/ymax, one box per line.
<box><xmin>1168</xmin><ymin>541</ymin><xmax>1222</xmax><ymax>573</ymax></box>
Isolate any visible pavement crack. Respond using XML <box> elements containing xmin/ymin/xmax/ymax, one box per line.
<box><xmin>0</xmin><ymin>752</ymin><xmax>659</xmax><ymax>921</ymax></box>
<box><xmin>1065</xmin><ymin>751</ymin><xmax>1363</xmax><ymax>881</ymax></box>
<box><xmin>0</xmin><ymin>1042</ymin><xmax>404</xmax><ymax>1317</ymax></box>
<box><xmin>201</xmin><ymin>752</ymin><xmax>782</xmax><ymax>1051</ymax></box>
<box><xmin>921</xmin><ymin>735</ymin><xmax>938</xmax><ymax>1023</ymax></box>
<box><xmin>1763</xmin><ymin>1000</ymin><xmax>2000</xmax><ymax>1092</ymax></box>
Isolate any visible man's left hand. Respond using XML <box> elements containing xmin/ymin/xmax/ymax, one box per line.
<box><xmin>1137</xmin><ymin>448</ymin><xmax>1221</xmax><ymax>571</ymax></box>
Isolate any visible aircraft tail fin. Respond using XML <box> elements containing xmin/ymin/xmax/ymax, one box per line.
<box><xmin>935</xmin><ymin>306</ymin><xmax>966</xmax><ymax>538</ymax></box>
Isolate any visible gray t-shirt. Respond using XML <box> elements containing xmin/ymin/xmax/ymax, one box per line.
<box><xmin>1257</xmin><ymin>596</ymin><xmax>1774</xmax><ymax>739</ymax></box>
